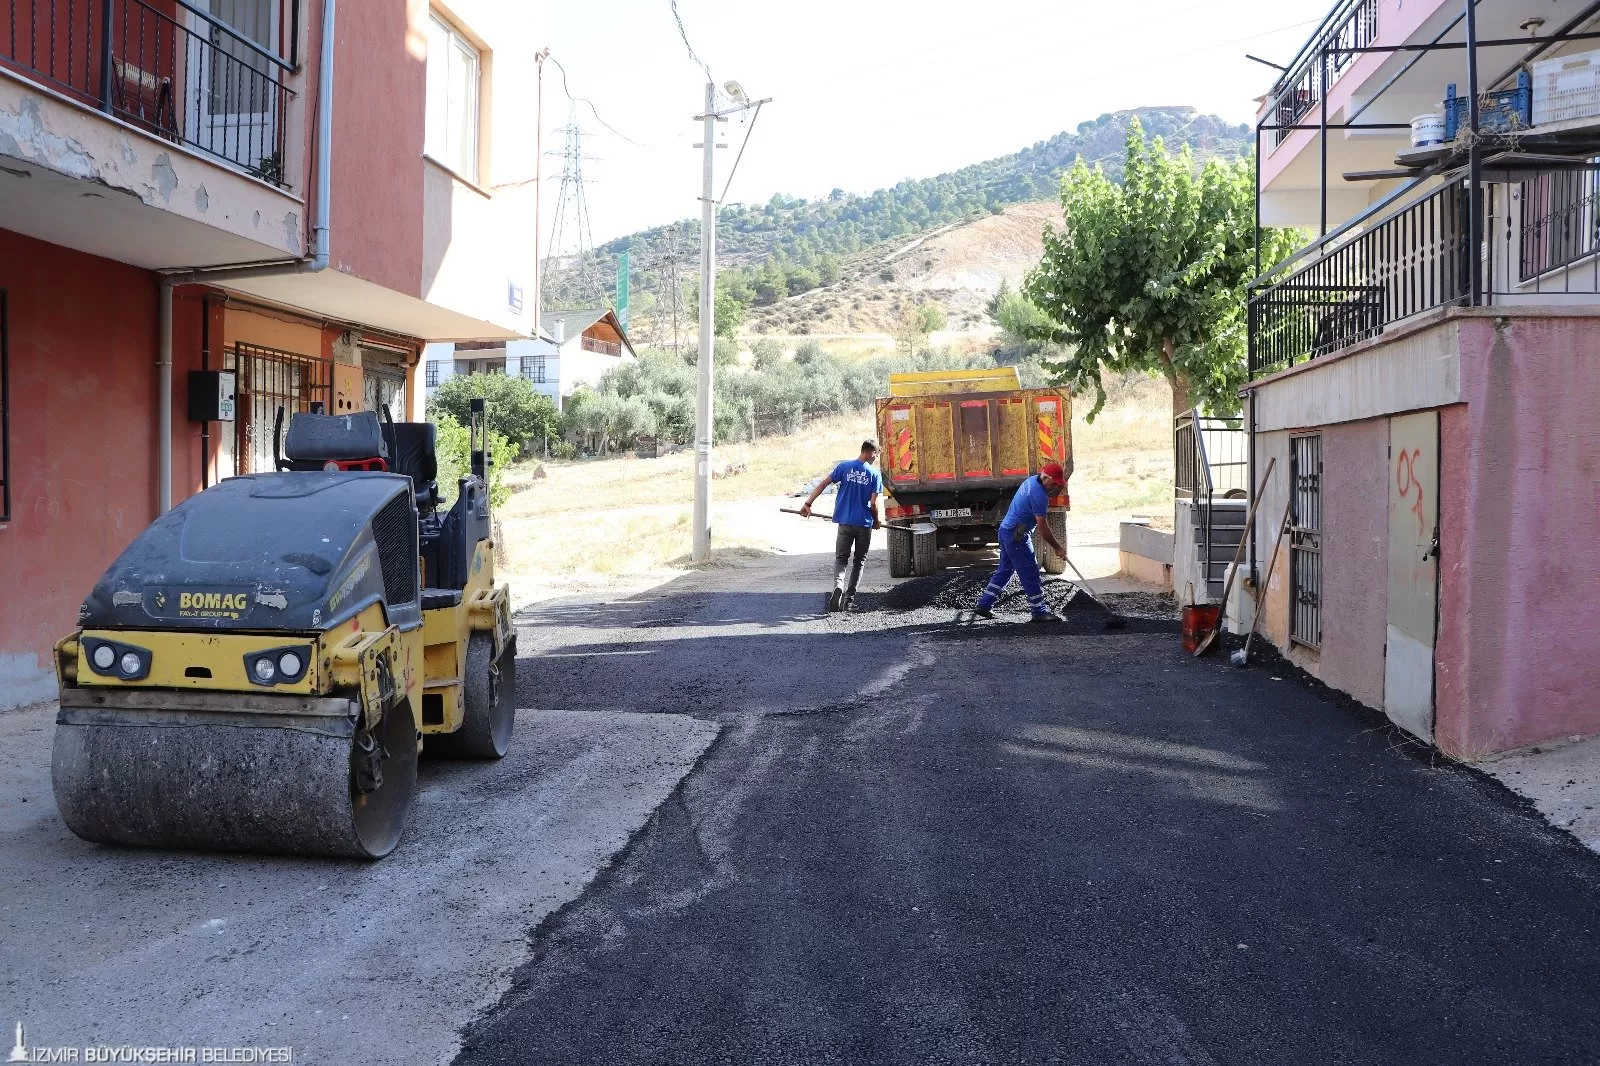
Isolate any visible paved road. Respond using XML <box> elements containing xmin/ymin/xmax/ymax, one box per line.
<box><xmin>464</xmin><ymin>548</ymin><xmax>1600</xmax><ymax>1066</ymax></box>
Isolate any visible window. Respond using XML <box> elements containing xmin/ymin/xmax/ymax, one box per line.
<box><xmin>1289</xmin><ymin>434</ymin><xmax>1323</xmax><ymax>649</ymax></box>
<box><xmin>424</xmin><ymin>13</ymin><xmax>480</xmax><ymax>182</ymax></box>
<box><xmin>425</xmin><ymin>362</ymin><xmax>440</xmax><ymax>387</ymax></box>
<box><xmin>521</xmin><ymin>357</ymin><xmax>547</xmax><ymax>384</ymax></box>
<box><xmin>0</xmin><ymin>289</ymin><xmax>9</xmax><ymax>522</ymax></box>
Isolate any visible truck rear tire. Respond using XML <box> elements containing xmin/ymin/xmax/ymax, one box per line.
<box><xmin>1040</xmin><ymin>511</ymin><xmax>1068</xmax><ymax>575</ymax></box>
<box><xmin>888</xmin><ymin>527</ymin><xmax>914</xmax><ymax>578</ymax></box>
<box><xmin>912</xmin><ymin>528</ymin><xmax>938</xmax><ymax>577</ymax></box>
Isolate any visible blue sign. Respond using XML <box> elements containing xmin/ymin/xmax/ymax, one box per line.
<box><xmin>508</xmin><ymin>279</ymin><xmax>525</xmax><ymax>315</ymax></box>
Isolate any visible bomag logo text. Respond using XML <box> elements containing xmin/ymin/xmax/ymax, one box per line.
<box><xmin>179</xmin><ymin>592</ymin><xmax>249</xmax><ymax>611</ymax></box>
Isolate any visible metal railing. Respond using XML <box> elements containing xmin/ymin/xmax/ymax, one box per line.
<box><xmin>1</xmin><ymin>0</ymin><xmax>295</xmax><ymax>185</ymax></box>
<box><xmin>1249</xmin><ymin>181</ymin><xmax>1472</xmax><ymax>378</ymax></box>
<box><xmin>1268</xmin><ymin>0</ymin><xmax>1378</xmax><ymax>146</ymax></box>
<box><xmin>1175</xmin><ymin>410</ymin><xmax>1248</xmax><ymax>586</ymax></box>
<box><xmin>1250</xmin><ymin>167</ymin><xmax>1600</xmax><ymax>378</ymax></box>
<box><xmin>1290</xmin><ymin>433</ymin><xmax>1323</xmax><ymax>649</ymax></box>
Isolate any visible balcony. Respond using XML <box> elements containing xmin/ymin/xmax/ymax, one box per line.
<box><xmin>580</xmin><ymin>335</ymin><xmax>621</xmax><ymax>357</ymax></box>
<box><xmin>1267</xmin><ymin>0</ymin><xmax>1379</xmax><ymax>148</ymax></box>
<box><xmin>2</xmin><ymin>0</ymin><xmax>295</xmax><ymax>184</ymax></box>
<box><xmin>1249</xmin><ymin>165</ymin><xmax>1600</xmax><ymax>378</ymax></box>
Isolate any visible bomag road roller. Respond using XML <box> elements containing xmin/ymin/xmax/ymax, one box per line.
<box><xmin>50</xmin><ymin>398</ymin><xmax>515</xmax><ymax>859</ymax></box>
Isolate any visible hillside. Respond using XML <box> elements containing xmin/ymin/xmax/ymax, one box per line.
<box><xmin>543</xmin><ymin>106</ymin><xmax>1252</xmax><ymax>321</ymax></box>
<box><xmin>744</xmin><ymin>201</ymin><xmax>1063</xmax><ymax>341</ymax></box>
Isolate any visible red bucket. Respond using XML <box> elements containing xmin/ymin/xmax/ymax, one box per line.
<box><xmin>1181</xmin><ymin>603</ymin><xmax>1222</xmax><ymax>654</ymax></box>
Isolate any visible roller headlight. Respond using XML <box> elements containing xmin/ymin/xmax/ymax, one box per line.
<box><xmin>246</xmin><ymin>645</ymin><xmax>311</xmax><ymax>686</ymax></box>
<box><xmin>84</xmin><ymin>639</ymin><xmax>151</xmax><ymax>680</ymax></box>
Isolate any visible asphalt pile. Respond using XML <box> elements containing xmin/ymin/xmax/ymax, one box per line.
<box><xmin>882</xmin><ymin>569</ymin><xmax>1090</xmax><ymax>616</ymax></box>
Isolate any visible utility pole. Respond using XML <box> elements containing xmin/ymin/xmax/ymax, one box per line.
<box><xmin>693</xmin><ymin>81</ymin><xmax>719</xmax><ymax>563</ymax></box>
<box><xmin>691</xmin><ymin>81</ymin><xmax>770</xmax><ymax>564</ymax></box>
<box><xmin>532</xmin><ymin>48</ymin><xmax>550</xmax><ymax>318</ymax></box>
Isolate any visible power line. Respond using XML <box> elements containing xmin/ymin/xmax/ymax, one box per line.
<box><xmin>546</xmin><ymin>54</ymin><xmax>655</xmax><ymax>148</ymax></box>
<box><xmin>669</xmin><ymin>0</ymin><xmax>714</xmax><ymax>83</ymax></box>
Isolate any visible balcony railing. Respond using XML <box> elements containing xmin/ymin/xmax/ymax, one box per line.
<box><xmin>1250</xmin><ymin>166</ymin><xmax>1600</xmax><ymax>378</ymax></box>
<box><xmin>1269</xmin><ymin>0</ymin><xmax>1378</xmax><ymax>146</ymax></box>
<box><xmin>1</xmin><ymin>0</ymin><xmax>295</xmax><ymax>185</ymax></box>
<box><xmin>580</xmin><ymin>335</ymin><xmax>622</xmax><ymax>357</ymax></box>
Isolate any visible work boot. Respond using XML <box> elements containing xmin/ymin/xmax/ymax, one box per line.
<box><xmin>842</xmin><ymin>595</ymin><xmax>861</xmax><ymax>613</ymax></box>
<box><xmin>972</xmin><ymin>606</ymin><xmax>995</xmax><ymax>620</ymax></box>
<box><xmin>827</xmin><ymin>589</ymin><xmax>844</xmax><ymax>612</ymax></box>
<box><xmin>1030</xmin><ymin>610</ymin><xmax>1063</xmax><ymax>624</ymax></box>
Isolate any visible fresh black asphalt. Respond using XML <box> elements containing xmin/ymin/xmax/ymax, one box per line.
<box><xmin>461</xmin><ymin>565</ymin><xmax>1600</xmax><ymax>1065</ymax></box>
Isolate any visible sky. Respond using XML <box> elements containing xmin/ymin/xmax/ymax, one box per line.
<box><xmin>539</xmin><ymin>0</ymin><xmax>1336</xmax><ymax>248</ymax></box>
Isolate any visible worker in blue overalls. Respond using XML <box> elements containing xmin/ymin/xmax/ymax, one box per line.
<box><xmin>974</xmin><ymin>462</ymin><xmax>1071</xmax><ymax>622</ymax></box>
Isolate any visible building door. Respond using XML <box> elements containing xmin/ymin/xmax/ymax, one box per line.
<box><xmin>187</xmin><ymin>0</ymin><xmax>279</xmax><ymax>173</ymax></box>
<box><xmin>1385</xmin><ymin>411</ymin><xmax>1440</xmax><ymax>741</ymax></box>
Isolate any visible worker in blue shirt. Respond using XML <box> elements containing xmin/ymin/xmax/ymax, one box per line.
<box><xmin>974</xmin><ymin>462</ymin><xmax>1070</xmax><ymax>622</ymax></box>
<box><xmin>800</xmin><ymin>440</ymin><xmax>884</xmax><ymax>611</ymax></box>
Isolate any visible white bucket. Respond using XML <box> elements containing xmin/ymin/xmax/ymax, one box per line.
<box><xmin>1411</xmin><ymin>113</ymin><xmax>1446</xmax><ymax>147</ymax></box>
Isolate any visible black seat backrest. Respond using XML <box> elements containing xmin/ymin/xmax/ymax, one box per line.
<box><xmin>389</xmin><ymin>423</ymin><xmax>438</xmax><ymax>485</ymax></box>
<box><xmin>285</xmin><ymin>411</ymin><xmax>388</xmax><ymax>463</ymax></box>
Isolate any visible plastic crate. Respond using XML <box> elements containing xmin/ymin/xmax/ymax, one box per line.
<box><xmin>1444</xmin><ymin>70</ymin><xmax>1532</xmax><ymax>140</ymax></box>
<box><xmin>1532</xmin><ymin>48</ymin><xmax>1600</xmax><ymax>126</ymax></box>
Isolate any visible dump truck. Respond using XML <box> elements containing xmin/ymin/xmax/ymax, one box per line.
<box><xmin>50</xmin><ymin>400</ymin><xmax>515</xmax><ymax>859</ymax></box>
<box><xmin>875</xmin><ymin>367</ymin><xmax>1072</xmax><ymax>579</ymax></box>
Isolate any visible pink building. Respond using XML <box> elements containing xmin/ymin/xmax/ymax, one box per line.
<box><xmin>1245</xmin><ymin>0</ymin><xmax>1600</xmax><ymax>758</ymax></box>
<box><xmin>0</xmin><ymin>0</ymin><xmax>543</xmax><ymax>709</ymax></box>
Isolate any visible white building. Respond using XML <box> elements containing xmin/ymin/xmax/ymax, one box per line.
<box><xmin>423</xmin><ymin>309</ymin><xmax>636</xmax><ymax>410</ymax></box>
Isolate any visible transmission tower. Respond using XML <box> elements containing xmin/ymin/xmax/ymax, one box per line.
<box><xmin>546</xmin><ymin>106</ymin><xmax>601</xmax><ymax>306</ymax></box>
<box><xmin>656</xmin><ymin>222</ymin><xmax>688</xmax><ymax>351</ymax></box>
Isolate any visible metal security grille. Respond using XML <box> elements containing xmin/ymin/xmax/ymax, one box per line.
<box><xmin>0</xmin><ymin>290</ymin><xmax>9</xmax><ymax>522</ymax></box>
<box><xmin>1289</xmin><ymin>434</ymin><xmax>1323</xmax><ymax>649</ymax></box>
<box><xmin>370</xmin><ymin>492</ymin><xmax>418</xmax><ymax>605</ymax></box>
<box><xmin>225</xmin><ymin>342</ymin><xmax>332</xmax><ymax>475</ymax></box>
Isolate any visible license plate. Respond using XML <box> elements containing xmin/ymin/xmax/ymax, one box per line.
<box><xmin>931</xmin><ymin>507</ymin><xmax>972</xmax><ymax>519</ymax></box>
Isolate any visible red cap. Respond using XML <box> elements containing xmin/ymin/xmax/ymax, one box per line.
<box><xmin>1041</xmin><ymin>463</ymin><xmax>1066</xmax><ymax>482</ymax></box>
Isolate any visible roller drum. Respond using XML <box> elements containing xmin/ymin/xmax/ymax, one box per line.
<box><xmin>52</xmin><ymin>700</ymin><xmax>417</xmax><ymax>859</ymax></box>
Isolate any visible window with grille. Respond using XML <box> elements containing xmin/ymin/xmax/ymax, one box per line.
<box><xmin>425</xmin><ymin>362</ymin><xmax>440</xmax><ymax>387</ymax></box>
<box><xmin>224</xmin><ymin>343</ymin><xmax>333</xmax><ymax>475</ymax></box>
<box><xmin>521</xmin><ymin>357</ymin><xmax>547</xmax><ymax>384</ymax></box>
<box><xmin>0</xmin><ymin>290</ymin><xmax>9</xmax><ymax>522</ymax></box>
<box><xmin>1289</xmin><ymin>434</ymin><xmax>1323</xmax><ymax>649</ymax></box>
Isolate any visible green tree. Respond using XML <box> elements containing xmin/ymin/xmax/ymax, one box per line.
<box><xmin>427</xmin><ymin>373</ymin><xmax>560</xmax><ymax>454</ymax></box>
<box><xmin>1024</xmin><ymin>120</ymin><xmax>1299</xmax><ymax>419</ymax></box>
<box><xmin>894</xmin><ymin>300</ymin><xmax>947</xmax><ymax>356</ymax></box>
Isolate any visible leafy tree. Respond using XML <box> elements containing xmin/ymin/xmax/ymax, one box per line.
<box><xmin>1025</xmin><ymin>120</ymin><xmax>1299</xmax><ymax>419</ymax></box>
<box><xmin>688</xmin><ymin>279</ymin><xmax>748</xmax><ymax>338</ymax></box>
<box><xmin>819</xmin><ymin>254</ymin><xmax>843</xmax><ymax>286</ymax></box>
<box><xmin>894</xmin><ymin>300</ymin><xmax>947</xmax><ymax>356</ymax></box>
<box><xmin>427</xmin><ymin>372</ymin><xmax>559</xmax><ymax>454</ymax></box>
<box><xmin>794</xmin><ymin>339</ymin><xmax>825</xmax><ymax>365</ymax></box>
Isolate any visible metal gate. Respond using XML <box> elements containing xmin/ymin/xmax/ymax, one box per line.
<box><xmin>1289</xmin><ymin>434</ymin><xmax>1323</xmax><ymax>648</ymax></box>
<box><xmin>226</xmin><ymin>343</ymin><xmax>332</xmax><ymax>474</ymax></box>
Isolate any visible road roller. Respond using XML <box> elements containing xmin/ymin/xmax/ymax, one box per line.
<box><xmin>50</xmin><ymin>399</ymin><xmax>515</xmax><ymax>858</ymax></box>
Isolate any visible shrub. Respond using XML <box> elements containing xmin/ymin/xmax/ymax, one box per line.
<box><xmin>434</xmin><ymin>414</ymin><xmax>515</xmax><ymax>509</ymax></box>
<box><xmin>427</xmin><ymin>373</ymin><xmax>559</xmax><ymax>455</ymax></box>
